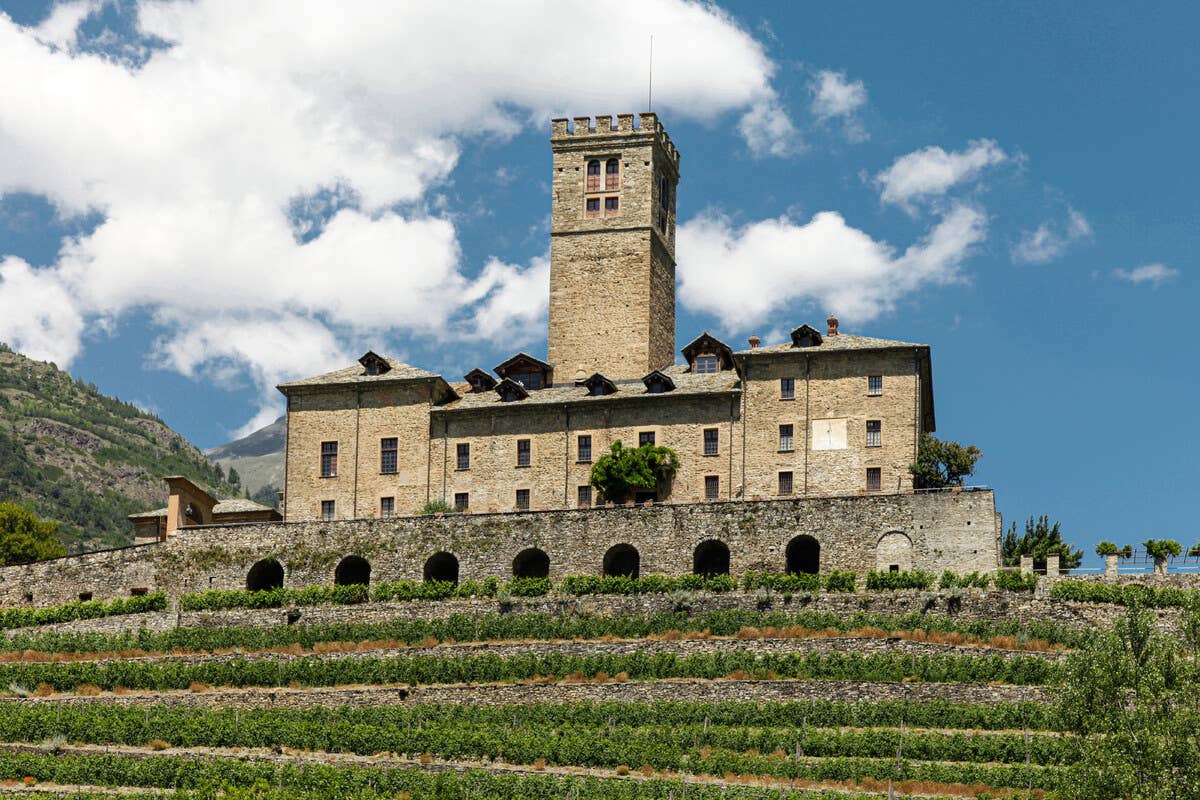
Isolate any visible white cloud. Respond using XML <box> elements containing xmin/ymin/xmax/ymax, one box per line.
<box><xmin>677</xmin><ymin>204</ymin><xmax>986</xmax><ymax>331</ymax></box>
<box><xmin>1112</xmin><ymin>263</ymin><xmax>1180</xmax><ymax>287</ymax></box>
<box><xmin>0</xmin><ymin>0</ymin><xmax>790</xmax><ymax>427</ymax></box>
<box><xmin>875</xmin><ymin>140</ymin><xmax>1007</xmax><ymax>212</ymax></box>
<box><xmin>810</xmin><ymin>69</ymin><xmax>867</xmax><ymax>142</ymax></box>
<box><xmin>1011</xmin><ymin>207</ymin><xmax>1092</xmax><ymax>264</ymax></box>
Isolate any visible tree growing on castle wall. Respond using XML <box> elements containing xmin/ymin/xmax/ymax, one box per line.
<box><xmin>908</xmin><ymin>433</ymin><xmax>982</xmax><ymax>489</ymax></box>
<box><xmin>0</xmin><ymin>501</ymin><xmax>66</xmax><ymax>565</ymax></box>
<box><xmin>1002</xmin><ymin>515</ymin><xmax>1083</xmax><ymax>571</ymax></box>
<box><xmin>590</xmin><ymin>441</ymin><xmax>680</xmax><ymax>504</ymax></box>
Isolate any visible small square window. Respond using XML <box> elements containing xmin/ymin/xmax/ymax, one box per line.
<box><xmin>866</xmin><ymin>468</ymin><xmax>882</xmax><ymax>492</ymax></box>
<box><xmin>704</xmin><ymin>475</ymin><xmax>720</xmax><ymax>500</ymax></box>
<box><xmin>515</xmin><ymin>489</ymin><xmax>530</xmax><ymax>511</ymax></box>
<box><xmin>454</xmin><ymin>492</ymin><xmax>469</xmax><ymax>512</ymax></box>
<box><xmin>866</xmin><ymin>420</ymin><xmax>881</xmax><ymax>448</ymax></box>
<box><xmin>779</xmin><ymin>424</ymin><xmax>794</xmax><ymax>452</ymax></box>
<box><xmin>868</xmin><ymin>375</ymin><xmax>883</xmax><ymax>396</ymax></box>
<box><xmin>577</xmin><ymin>485</ymin><xmax>592</xmax><ymax>508</ymax></box>
<box><xmin>321</xmin><ymin>500</ymin><xmax>335</xmax><ymax>522</ymax></box>
<box><xmin>517</xmin><ymin>439</ymin><xmax>531</xmax><ymax>467</ymax></box>
<box><xmin>694</xmin><ymin>355</ymin><xmax>718</xmax><ymax>374</ymax></box>
<box><xmin>456</xmin><ymin>442</ymin><xmax>470</xmax><ymax>470</ymax></box>
<box><xmin>604</xmin><ymin>196</ymin><xmax>619</xmax><ymax>216</ymax></box>
<box><xmin>780</xmin><ymin>378</ymin><xmax>795</xmax><ymax>400</ymax></box>
<box><xmin>778</xmin><ymin>471</ymin><xmax>794</xmax><ymax>495</ymax></box>
<box><xmin>380</xmin><ymin>497</ymin><xmax>394</xmax><ymax>518</ymax></box>
<box><xmin>639</xmin><ymin>431</ymin><xmax>655</xmax><ymax>446</ymax></box>
<box><xmin>320</xmin><ymin>441</ymin><xmax>338</xmax><ymax>478</ymax></box>
<box><xmin>380</xmin><ymin>438</ymin><xmax>398</xmax><ymax>474</ymax></box>
<box><xmin>585</xmin><ymin>197</ymin><xmax>600</xmax><ymax>218</ymax></box>
<box><xmin>703</xmin><ymin>428</ymin><xmax>719</xmax><ymax>456</ymax></box>
<box><xmin>577</xmin><ymin>434</ymin><xmax>592</xmax><ymax>463</ymax></box>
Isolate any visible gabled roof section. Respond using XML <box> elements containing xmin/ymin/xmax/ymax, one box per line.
<box><xmin>494</xmin><ymin>352</ymin><xmax>551</xmax><ymax>377</ymax></box>
<box><xmin>680</xmin><ymin>332</ymin><xmax>735</xmax><ymax>371</ymax></box>
<box><xmin>464</xmin><ymin>368</ymin><xmax>497</xmax><ymax>393</ymax></box>
<box><xmin>790</xmin><ymin>324</ymin><xmax>824</xmax><ymax>348</ymax></box>
<box><xmin>581</xmin><ymin>373</ymin><xmax>617</xmax><ymax>396</ymax></box>
<box><xmin>642</xmin><ymin>369</ymin><xmax>676</xmax><ymax>393</ymax></box>
<box><xmin>494</xmin><ymin>377</ymin><xmax>530</xmax><ymax>402</ymax></box>
<box><xmin>277</xmin><ymin>352</ymin><xmax>447</xmax><ymax>395</ymax></box>
<box><xmin>358</xmin><ymin>350</ymin><xmax>391</xmax><ymax>376</ymax></box>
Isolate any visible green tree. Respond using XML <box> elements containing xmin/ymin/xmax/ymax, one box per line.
<box><xmin>227</xmin><ymin>466</ymin><xmax>241</xmax><ymax>487</ymax></box>
<box><xmin>417</xmin><ymin>499</ymin><xmax>458</xmax><ymax>515</ymax></box>
<box><xmin>908</xmin><ymin>432</ymin><xmax>982</xmax><ymax>489</ymax></box>
<box><xmin>1001</xmin><ymin>515</ymin><xmax>1083</xmax><ymax>571</ymax></box>
<box><xmin>0</xmin><ymin>501</ymin><xmax>66</xmax><ymax>565</ymax></box>
<box><xmin>1057</xmin><ymin>598</ymin><xmax>1200</xmax><ymax>799</ymax></box>
<box><xmin>590</xmin><ymin>440</ymin><xmax>680</xmax><ymax>504</ymax></box>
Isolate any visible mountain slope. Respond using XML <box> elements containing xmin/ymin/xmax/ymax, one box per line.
<box><xmin>206</xmin><ymin>416</ymin><xmax>285</xmax><ymax>502</ymax></box>
<box><xmin>0</xmin><ymin>343</ymin><xmax>239</xmax><ymax>553</ymax></box>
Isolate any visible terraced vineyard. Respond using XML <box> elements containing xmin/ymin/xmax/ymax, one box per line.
<box><xmin>0</xmin><ymin>575</ymin><xmax>1177</xmax><ymax>799</ymax></box>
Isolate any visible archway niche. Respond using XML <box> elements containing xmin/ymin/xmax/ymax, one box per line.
<box><xmin>692</xmin><ymin>539</ymin><xmax>730</xmax><ymax>576</ymax></box>
<box><xmin>334</xmin><ymin>555</ymin><xmax>371</xmax><ymax>586</ymax></box>
<box><xmin>513</xmin><ymin>548</ymin><xmax>550</xmax><ymax>579</ymax></box>
<box><xmin>786</xmin><ymin>535</ymin><xmax>820</xmax><ymax>574</ymax></box>
<box><xmin>246</xmin><ymin>558</ymin><xmax>284</xmax><ymax>592</ymax></box>
<box><xmin>603</xmin><ymin>544</ymin><xmax>640</xmax><ymax>578</ymax></box>
<box><xmin>875</xmin><ymin>532</ymin><xmax>914</xmax><ymax>572</ymax></box>
<box><xmin>424</xmin><ymin>552</ymin><xmax>460</xmax><ymax>584</ymax></box>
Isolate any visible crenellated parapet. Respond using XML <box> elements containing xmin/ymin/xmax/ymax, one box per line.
<box><xmin>550</xmin><ymin>112</ymin><xmax>680</xmax><ymax>168</ymax></box>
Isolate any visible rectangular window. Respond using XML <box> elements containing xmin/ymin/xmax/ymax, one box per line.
<box><xmin>868</xmin><ymin>375</ymin><xmax>883</xmax><ymax>396</ymax></box>
<box><xmin>516</xmin><ymin>439</ymin><xmax>531</xmax><ymax>467</ymax></box>
<box><xmin>321</xmin><ymin>500</ymin><xmax>335</xmax><ymax>521</ymax></box>
<box><xmin>704</xmin><ymin>475</ymin><xmax>720</xmax><ymax>500</ymax></box>
<box><xmin>604</xmin><ymin>196</ymin><xmax>619</xmax><ymax>216</ymax></box>
<box><xmin>780</xmin><ymin>378</ymin><xmax>795</xmax><ymax>400</ymax></box>
<box><xmin>454</xmin><ymin>492</ymin><xmax>469</xmax><ymax>512</ymax></box>
<box><xmin>866</xmin><ymin>467</ymin><xmax>882</xmax><ymax>492</ymax></box>
<box><xmin>577</xmin><ymin>434</ymin><xmax>592</xmax><ymax>463</ymax></box>
<box><xmin>778</xmin><ymin>471</ymin><xmax>794</xmax><ymax>495</ymax></box>
<box><xmin>515</xmin><ymin>489</ymin><xmax>530</xmax><ymax>511</ymax></box>
<box><xmin>456</xmin><ymin>442</ymin><xmax>470</xmax><ymax>470</ymax></box>
<box><xmin>585</xmin><ymin>197</ymin><xmax>600</xmax><ymax>218</ymax></box>
<box><xmin>779</xmin><ymin>424</ymin><xmax>794</xmax><ymax>452</ymax></box>
<box><xmin>380</xmin><ymin>438</ymin><xmax>397</xmax><ymax>474</ymax></box>
<box><xmin>380</xmin><ymin>497</ymin><xmax>394</xmax><ymax>518</ymax></box>
<box><xmin>577</xmin><ymin>485</ymin><xmax>592</xmax><ymax>508</ymax></box>
<box><xmin>866</xmin><ymin>420</ymin><xmax>882</xmax><ymax>448</ymax></box>
<box><xmin>694</xmin><ymin>355</ymin><xmax>718</xmax><ymax>374</ymax></box>
<box><xmin>320</xmin><ymin>441</ymin><xmax>338</xmax><ymax>477</ymax></box>
<box><xmin>638</xmin><ymin>431</ymin><xmax>655</xmax><ymax>446</ymax></box>
<box><xmin>703</xmin><ymin>428</ymin><xmax>719</xmax><ymax>456</ymax></box>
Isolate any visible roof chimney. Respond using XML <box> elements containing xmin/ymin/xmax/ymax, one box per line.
<box><xmin>748</xmin><ymin>335</ymin><xmax>760</xmax><ymax>349</ymax></box>
<box><xmin>826</xmin><ymin>315</ymin><xmax>839</xmax><ymax>336</ymax></box>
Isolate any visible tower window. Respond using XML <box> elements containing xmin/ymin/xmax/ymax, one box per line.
<box><xmin>866</xmin><ymin>420</ymin><xmax>882</xmax><ymax>448</ymax></box>
<box><xmin>516</xmin><ymin>439</ymin><xmax>531</xmax><ymax>467</ymax></box>
<box><xmin>866</xmin><ymin>467</ymin><xmax>882</xmax><ymax>491</ymax></box>
<box><xmin>780</xmin><ymin>378</ymin><xmax>795</xmax><ymax>400</ymax></box>
<box><xmin>454</xmin><ymin>492</ymin><xmax>469</xmax><ymax>512</ymax></box>
<box><xmin>704</xmin><ymin>475</ymin><xmax>720</xmax><ymax>500</ymax></box>
<box><xmin>577</xmin><ymin>485</ymin><xmax>592</xmax><ymax>508</ymax></box>
<box><xmin>586</xmin><ymin>159</ymin><xmax>601</xmax><ymax>192</ymax></box>
<box><xmin>694</xmin><ymin>355</ymin><xmax>718</xmax><ymax>374</ymax></box>
<box><xmin>657</xmin><ymin>175</ymin><xmax>670</xmax><ymax>231</ymax></box>
<box><xmin>605</xmin><ymin>158</ymin><xmax>619</xmax><ymax>190</ymax></box>
<box><xmin>779</xmin><ymin>424</ymin><xmax>794</xmax><ymax>452</ymax></box>
<box><xmin>585</xmin><ymin>197</ymin><xmax>600</xmax><ymax>218</ymax></box>
<box><xmin>380</xmin><ymin>497</ymin><xmax>394</xmax><ymax>518</ymax></box>
<box><xmin>703</xmin><ymin>428</ymin><xmax>719</xmax><ymax>456</ymax></box>
<box><xmin>868</xmin><ymin>375</ymin><xmax>883</xmax><ymax>396</ymax></box>
<box><xmin>778</xmin><ymin>471</ymin><xmax>794</xmax><ymax>495</ymax></box>
<box><xmin>320</xmin><ymin>442</ymin><xmax>338</xmax><ymax>478</ymax></box>
<box><xmin>515</xmin><ymin>489</ymin><xmax>530</xmax><ymax>511</ymax></box>
<box><xmin>577</xmin><ymin>435</ymin><xmax>592</xmax><ymax>463</ymax></box>
<box><xmin>380</xmin><ymin>438</ymin><xmax>397</xmax><ymax>474</ymax></box>
<box><xmin>321</xmin><ymin>500</ymin><xmax>335</xmax><ymax>521</ymax></box>
<box><xmin>456</xmin><ymin>443</ymin><xmax>470</xmax><ymax>471</ymax></box>
<box><xmin>639</xmin><ymin>431</ymin><xmax>655</xmax><ymax>446</ymax></box>
<box><xmin>604</xmin><ymin>197</ymin><xmax>619</xmax><ymax>217</ymax></box>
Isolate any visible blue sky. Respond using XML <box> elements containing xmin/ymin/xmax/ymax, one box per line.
<box><xmin>0</xmin><ymin>1</ymin><xmax>1195</xmax><ymax>564</ymax></box>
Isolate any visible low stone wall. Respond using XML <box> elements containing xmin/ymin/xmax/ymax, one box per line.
<box><xmin>0</xmin><ymin>492</ymin><xmax>998</xmax><ymax>606</ymax></box>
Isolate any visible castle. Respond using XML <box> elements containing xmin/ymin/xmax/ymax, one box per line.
<box><xmin>0</xmin><ymin>113</ymin><xmax>1000</xmax><ymax>606</ymax></box>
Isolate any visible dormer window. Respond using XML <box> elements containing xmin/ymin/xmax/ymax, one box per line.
<box><xmin>494</xmin><ymin>353</ymin><xmax>552</xmax><ymax>391</ymax></box>
<box><xmin>511</xmin><ymin>371</ymin><xmax>542</xmax><ymax>390</ymax></box>
<box><xmin>358</xmin><ymin>350</ymin><xmax>391</xmax><ymax>377</ymax></box>
<box><xmin>582</xmin><ymin>373</ymin><xmax>617</xmax><ymax>397</ymax></box>
<box><xmin>464</xmin><ymin>368</ymin><xmax>497</xmax><ymax>393</ymax></box>
<box><xmin>694</xmin><ymin>355</ymin><xmax>718</xmax><ymax>374</ymax></box>
<box><xmin>680</xmin><ymin>332</ymin><xmax>733</xmax><ymax>373</ymax></box>
<box><xmin>790</xmin><ymin>324</ymin><xmax>824</xmax><ymax>348</ymax></box>
<box><xmin>642</xmin><ymin>370</ymin><xmax>676</xmax><ymax>394</ymax></box>
<box><xmin>495</xmin><ymin>378</ymin><xmax>529</xmax><ymax>402</ymax></box>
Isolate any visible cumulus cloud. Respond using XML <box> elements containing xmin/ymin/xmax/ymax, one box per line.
<box><xmin>1011</xmin><ymin>207</ymin><xmax>1092</xmax><ymax>264</ymax></box>
<box><xmin>677</xmin><ymin>204</ymin><xmax>986</xmax><ymax>330</ymax></box>
<box><xmin>874</xmin><ymin>140</ymin><xmax>1007</xmax><ymax>212</ymax></box>
<box><xmin>809</xmin><ymin>69</ymin><xmax>867</xmax><ymax>142</ymax></box>
<box><xmin>1112</xmin><ymin>263</ymin><xmax>1180</xmax><ymax>287</ymax></box>
<box><xmin>0</xmin><ymin>0</ymin><xmax>792</xmax><ymax>426</ymax></box>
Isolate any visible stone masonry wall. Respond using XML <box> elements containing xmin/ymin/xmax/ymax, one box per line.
<box><xmin>0</xmin><ymin>492</ymin><xmax>997</xmax><ymax>607</ymax></box>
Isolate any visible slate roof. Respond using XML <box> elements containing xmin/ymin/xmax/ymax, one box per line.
<box><xmin>277</xmin><ymin>356</ymin><xmax>441</xmax><ymax>390</ymax></box>
<box><xmin>128</xmin><ymin>498</ymin><xmax>278</xmax><ymax>521</ymax></box>
<box><xmin>735</xmin><ymin>333</ymin><xmax>927</xmax><ymax>356</ymax></box>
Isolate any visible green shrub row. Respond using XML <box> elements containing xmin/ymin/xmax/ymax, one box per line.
<box><xmin>180</xmin><ymin>585</ymin><xmax>367</xmax><ymax>610</ymax></box>
<box><xmin>740</xmin><ymin>570</ymin><xmax>857</xmax><ymax>593</ymax></box>
<box><xmin>992</xmin><ymin>571</ymin><xmax>1039</xmax><ymax>593</ymax></box>
<box><xmin>1</xmin><ymin>607</ymin><xmax>1093</xmax><ymax>657</ymax></box>
<box><xmin>866</xmin><ymin>569</ymin><xmax>937</xmax><ymax>590</ymax></box>
<box><xmin>559</xmin><ymin>573</ymin><xmax>740</xmax><ymax>595</ymax></box>
<box><xmin>0</xmin><ymin>593</ymin><xmax>166</xmax><ymax>631</ymax></box>
<box><xmin>1049</xmin><ymin>580</ymin><xmax>1200</xmax><ymax>608</ymax></box>
<box><xmin>0</xmin><ymin>648</ymin><xmax>1062</xmax><ymax>692</ymax></box>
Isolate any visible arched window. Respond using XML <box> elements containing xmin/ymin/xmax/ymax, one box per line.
<box><xmin>693</xmin><ymin>539</ymin><xmax>730</xmax><ymax>576</ymax></box>
<box><xmin>513</xmin><ymin>547</ymin><xmax>550</xmax><ymax>579</ymax></box>
<box><xmin>785</xmin><ymin>535</ymin><xmax>820</xmax><ymax>575</ymax></box>
<box><xmin>246</xmin><ymin>558</ymin><xmax>284</xmax><ymax>592</ymax></box>
<box><xmin>603</xmin><ymin>543</ymin><xmax>639</xmax><ymax>578</ymax></box>
<box><xmin>586</xmin><ymin>160</ymin><xmax>601</xmax><ymax>192</ymax></box>
<box><xmin>424</xmin><ymin>552</ymin><xmax>460</xmax><ymax>584</ymax></box>
<box><xmin>605</xmin><ymin>158</ymin><xmax>619</xmax><ymax>190</ymax></box>
<box><xmin>334</xmin><ymin>555</ymin><xmax>371</xmax><ymax>586</ymax></box>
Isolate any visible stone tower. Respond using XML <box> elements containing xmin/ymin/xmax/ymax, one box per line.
<box><xmin>547</xmin><ymin>113</ymin><xmax>680</xmax><ymax>381</ymax></box>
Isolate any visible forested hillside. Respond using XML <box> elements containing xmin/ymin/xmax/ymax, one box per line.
<box><xmin>0</xmin><ymin>343</ymin><xmax>238</xmax><ymax>553</ymax></box>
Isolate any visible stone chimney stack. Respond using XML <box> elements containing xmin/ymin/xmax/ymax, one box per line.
<box><xmin>826</xmin><ymin>315</ymin><xmax>839</xmax><ymax>336</ymax></box>
<box><xmin>748</xmin><ymin>335</ymin><xmax>760</xmax><ymax>349</ymax></box>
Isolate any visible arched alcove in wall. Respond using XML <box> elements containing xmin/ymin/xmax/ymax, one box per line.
<box><xmin>785</xmin><ymin>535</ymin><xmax>820</xmax><ymax>574</ymax></box>
<box><xmin>513</xmin><ymin>548</ymin><xmax>550</xmax><ymax>579</ymax></box>
<box><xmin>876</xmin><ymin>531</ymin><xmax>914</xmax><ymax>572</ymax></box>
<box><xmin>423</xmin><ymin>552</ymin><xmax>459</xmax><ymax>584</ymax></box>
<box><xmin>246</xmin><ymin>558</ymin><xmax>284</xmax><ymax>592</ymax></box>
<box><xmin>603</xmin><ymin>544</ymin><xmax>640</xmax><ymax>578</ymax></box>
<box><xmin>334</xmin><ymin>555</ymin><xmax>371</xmax><ymax>586</ymax></box>
<box><xmin>692</xmin><ymin>539</ymin><xmax>730</xmax><ymax>576</ymax></box>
